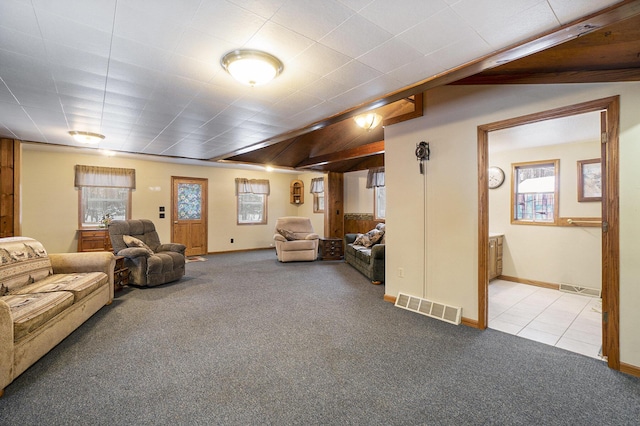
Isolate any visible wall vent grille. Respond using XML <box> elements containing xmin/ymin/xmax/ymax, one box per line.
<box><xmin>395</xmin><ymin>293</ymin><xmax>461</xmax><ymax>325</ymax></box>
<box><xmin>559</xmin><ymin>284</ymin><xmax>601</xmax><ymax>298</ymax></box>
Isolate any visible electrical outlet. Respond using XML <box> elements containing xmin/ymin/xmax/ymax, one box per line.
<box><xmin>230</xmin><ymin>238</ymin><xmax>234</xmax><ymax>243</ymax></box>
<box><xmin>398</xmin><ymin>267</ymin><xmax>404</xmax><ymax>278</ymax></box>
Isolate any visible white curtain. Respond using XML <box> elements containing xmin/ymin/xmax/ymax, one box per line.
<box><xmin>366</xmin><ymin>167</ymin><xmax>385</xmax><ymax>188</ymax></box>
<box><xmin>235</xmin><ymin>178</ymin><xmax>270</xmax><ymax>195</ymax></box>
<box><xmin>310</xmin><ymin>177</ymin><xmax>324</xmax><ymax>193</ymax></box>
<box><xmin>74</xmin><ymin>165</ymin><xmax>136</xmax><ymax>189</ymax></box>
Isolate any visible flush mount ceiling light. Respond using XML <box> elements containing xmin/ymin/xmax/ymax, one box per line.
<box><xmin>221</xmin><ymin>49</ymin><xmax>283</xmax><ymax>86</ymax></box>
<box><xmin>69</xmin><ymin>131</ymin><xmax>105</xmax><ymax>144</ymax></box>
<box><xmin>354</xmin><ymin>113</ymin><xmax>383</xmax><ymax>131</ymax></box>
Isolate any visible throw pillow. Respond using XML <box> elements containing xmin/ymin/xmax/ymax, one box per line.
<box><xmin>277</xmin><ymin>228</ymin><xmax>297</xmax><ymax>241</ymax></box>
<box><xmin>353</xmin><ymin>233</ymin><xmax>372</xmax><ymax>247</ymax></box>
<box><xmin>123</xmin><ymin>235</ymin><xmax>154</xmax><ymax>254</ymax></box>
<box><xmin>0</xmin><ymin>283</ymin><xmax>8</xmax><ymax>297</ymax></box>
<box><xmin>366</xmin><ymin>228</ymin><xmax>384</xmax><ymax>246</ymax></box>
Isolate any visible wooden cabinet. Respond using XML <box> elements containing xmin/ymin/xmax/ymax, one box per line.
<box><xmin>290</xmin><ymin>180</ymin><xmax>304</xmax><ymax>205</ymax></box>
<box><xmin>488</xmin><ymin>234</ymin><xmax>503</xmax><ymax>280</ymax></box>
<box><xmin>319</xmin><ymin>237</ymin><xmax>343</xmax><ymax>260</ymax></box>
<box><xmin>77</xmin><ymin>229</ymin><xmax>112</xmax><ymax>252</ymax></box>
<box><xmin>114</xmin><ymin>255</ymin><xmax>129</xmax><ymax>292</ymax></box>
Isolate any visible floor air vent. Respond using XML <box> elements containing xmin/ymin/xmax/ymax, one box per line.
<box><xmin>395</xmin><ymin>293</ymin><xmax>462</xmax><ymax>325</ymax></box>
<box><xmin>558</xmin><ymin>283</ymin><xmax>601</xmax><ymax>298</ymax></box>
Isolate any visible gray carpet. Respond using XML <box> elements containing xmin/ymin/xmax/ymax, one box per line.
<box><xmin>1</xmin><ymin>249</ymin><xmax>639</xmax><ymax>425</ymax></box>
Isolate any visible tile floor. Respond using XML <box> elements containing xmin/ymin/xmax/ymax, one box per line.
<box><xmin>488</xmin><ymin>279</ymin><xmax>604</xmax><ymax>360</ymax></box>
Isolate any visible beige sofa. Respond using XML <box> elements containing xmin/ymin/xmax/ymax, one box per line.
<box><xmin>273</xmin><ymin>217</ymin><xmax>319</xmax><ymax>262</ymax></box>
<box><xmin>0</xmin><ymin>237</ymin><xmax>115</xmax><ymax>397</ymax></box>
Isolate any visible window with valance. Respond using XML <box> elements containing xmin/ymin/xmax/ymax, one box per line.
<box><xmin>235</xmin><ymin>178</ymin><xmax>270</xmax><ymax>224</ymax></box>
<box><xmin>310</xmin><ymin>177</ymin><xmax>325</xmax><ymax>213</ymax></box>
<box><xmin>366</xmin><ymin>167</ymin><xmax>385</xmax><ymax>220</ymax></box>
<box><xmin>75</xmin><ymin>165</ymin><xmax>136</xmax><ymax>228</ymax></box>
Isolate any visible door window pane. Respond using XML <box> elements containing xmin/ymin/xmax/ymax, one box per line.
<box><xmin>177</xmin><ymin>183</ymin><xmax>202</xmax><ymax>220</ymax></box>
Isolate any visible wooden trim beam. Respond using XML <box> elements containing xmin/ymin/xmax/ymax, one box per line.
<box><xmin>296</xmin><ymin>141</ymin><xmax>384</xmax><ymax>169</ymax></box>
<box><xmin>452</xmin><ymin>69</ymin><xmax>640</xmax><ymax>85</ymax></box>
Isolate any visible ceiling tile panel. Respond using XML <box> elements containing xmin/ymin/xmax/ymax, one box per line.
<box><xmin>290</xmin><ymin>43</ymin><xmax>351</xmax><ymax>77</ymax></box>
<box><xmin>0</xmin><ymin>51</ymin><xmax>57</xmax><ymax>92</ymax></box>
<box><xmin>357</xmin><ymin>38</ymin><xmax>425</xmax><ymax>74</ymax></box>
<box><xmin>319</xmin><ymin>14</ymin><xmax>393</xmax><ymax>59</ymax></box>
<box><xmin>109</xmin><ymin>37</ymin><xmax>172</xmax><ymax>71</ymax></box>
<box><xmin>245</xmin><ymin>21</ymin><xmax>315</xmax><ymax>62</ymax></box>
<box><xmin>113</xmin><ymin>3</ymin><xmax>189</xmax><ymax>52</ymax></box>
<box><xmin>227</xmin><ymin>0</ymin><xmax>287</xmax><ymax>19</ymax></box>
<box><xmin>36</xmin><ymin>10</ymin><xmax>112</xmax><ymax>56</ymax></box>
<box><xmin>32</xmin><ymin>0</ymin><xmax>117</xmax><ymax>33</ymax></box>
<box><xmin>8</xmin><ymin>85</ymin><xmax>61</xmax><ymax>110</ymax></box>
<box><xmin>0</xmin><ymin>0</ymin><xmax>41</xmax><ymax>34</ymax></box>
<box><xmin>359</xmin><ymin>0</ymin><xmax>449</xmax><ymax>35</ymax></box>
<box><xmin>0</xmin><ymin>26</ymin><xmax>47</xmax><ymax>58</ymax></box>
<box><xmin>271</xmin><ymin>0</ymin><xmax>354</xmax><ymax>40</ymax></box>
<box><xmin>190</xmin><ymin>0</ymin><xmax>266</xmax><ymax>45</ymax></box>
<box><xmin>548</xmin><ymin>0</ymin><xmax>621</xmax><ymax>24</ymax></box>
<box><xmin>325</xmin><ymin>59</ymin><xmax>382</xmax><ymax>88</ymax></box>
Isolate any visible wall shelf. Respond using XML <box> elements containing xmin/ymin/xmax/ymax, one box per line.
<box><xmin>290</xmin><ymin>180</ymin><xmax>304</xmax><ymax>205</ymax></box>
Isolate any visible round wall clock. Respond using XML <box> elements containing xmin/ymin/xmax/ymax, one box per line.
<box><xmin>488</xmin><ymin>166</ymin><xmax>505</xmax><ymax>189</ymax></box>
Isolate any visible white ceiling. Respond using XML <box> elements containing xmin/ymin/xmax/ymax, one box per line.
<box><xmin>0</xmin><ymin>0</ymin><xmax>621</xmax><ymax>161</ymax></box>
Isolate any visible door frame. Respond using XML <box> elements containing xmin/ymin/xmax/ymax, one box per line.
<box><xmin>477</xmin><ymin>96</ymin><xmax>620</xmax><ymax>370</ymax></box>
<box><xmin>171</xmin><ymin>176</ymin><xmax>208</xmax><ymax>256</ymax></box>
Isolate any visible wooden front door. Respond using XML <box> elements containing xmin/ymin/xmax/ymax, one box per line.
<box><xmin>171</xmin><ymin>177</ymin><xmax>208</xmax><ymax>256</ymax></box>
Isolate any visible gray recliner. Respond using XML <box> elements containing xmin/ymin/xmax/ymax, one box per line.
<box><xmin>108</xmin><ymin>219</ymin><xmax>186</xmax><ymax>287</ymax></box>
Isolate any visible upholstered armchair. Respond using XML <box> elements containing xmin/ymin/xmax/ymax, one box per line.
<box><xmin>108</xmin><ymin>219</ymin><xmax>186</xmax><ymax>287</ymax></box>
<box><xmin>273</xmin><ymin>217</ymin><xmax>319</xmax><ymax>262</ymax></box>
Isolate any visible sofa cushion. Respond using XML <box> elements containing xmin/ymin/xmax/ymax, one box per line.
<box><xmin>2</xmin><ymin>291</ymin><xmax>75</xmax><ymax>341</ymax></box>
<box><xmin>12</xmin><ymin>272</ymin><xmax>107</xmax><ymax>303</ymax></box>
<box><xmin>123</xmin><ymin>235</ymin><xmax>153</xmax><ymax>254</ymax></box>
<box><xmin>354</xmin><ymin>246</ymin><xmax>373</xmax><ymax>262</ymax></box>
<box><xmin>280</xmin><ymin>239</ymin><xmax>317</xmax><ymax>251</ymax></box>
<box><xmin>277</xmin><ymin>228</ymin><xmax>297</xmax><ymax>241</ymax></box>
<box><xmin>0</xmin><ymin>237</ymin><xmax>53</xmax><ymax>293</ymax></box>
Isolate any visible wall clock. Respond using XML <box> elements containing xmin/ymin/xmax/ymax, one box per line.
<box><xmin>488</xmin><ymin>166</ymin><xmax>505</xmax><ymax>189</ymax></box>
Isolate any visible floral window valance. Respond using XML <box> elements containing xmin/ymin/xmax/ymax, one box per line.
<box><xmin>366</xmin><ymin>167</ymin><xmax>385</xmax><ymax>188</ymax></box>
<box><xmin>74</xmin><ymin>165</ymin><xmax>136</xmax><ymax>189</ymax></box>
<box><xmin>310</xmin><ymin>177</ymin><xmax>324</xmax><ymax>193</ymax></box>
<box><xmin>235</xmin><ymin>178</ymin><xmax>270</xmax><ymax>195</ymax></box>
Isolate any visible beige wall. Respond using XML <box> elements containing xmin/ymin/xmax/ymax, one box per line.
<box><xmin>385</xmin><ymin>82</ymin><xmax>640</xmax><ymax>368</ymax></box>
<box><xmin>344</xmin><ymin>170</ymin><xmax>373</xmax><ymax>214</ymax></box>
<box><xmin>21</xmin><ymin>147</ymin><xmax>323</xmax><ymax>253</ymax></box>
<box><xmin>489</xmin><ymin>140</ymin><xmax>602</xmax><ymax>290</ymax></box>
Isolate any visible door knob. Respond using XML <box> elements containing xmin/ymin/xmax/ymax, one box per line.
<box><xmin>174</xmin><ymin>221</ymin><xmax>178</xmax><ymax>224</ymax></box>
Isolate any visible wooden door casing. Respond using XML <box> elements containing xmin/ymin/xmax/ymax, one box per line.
<box><xmin>171</xmin><ymin>177</ymin><xmax>208</xmax><ymax>256</ymax></box>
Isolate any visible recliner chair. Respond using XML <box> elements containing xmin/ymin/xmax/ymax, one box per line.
<box><xmin>273</xmin><ymin>217</ymin><xmax>319</xmax><ymax>262</ymax></box>
<box><xmin>108</xmin><ymin>219</ymin><xmax>186</xmax><ymax>287</ymax></box>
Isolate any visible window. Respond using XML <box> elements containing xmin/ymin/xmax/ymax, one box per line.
<box><xmin>235</xmin><ymin>178</ymin><xmax>269</xmax><ymax>225</ymax></box>
<box><xmin>75</xmin><ymin>165</ymin><xmax>135</xmax><ymax>228</ymax></box>
<box><xmin>512</xmin><ymin>159</ymin><xmax>559</xmax><ymax>225</ymax></box>
<box><xmin>310</xmin><ymin>177</ymin><xmax>325</xmax><ymax>213</ymax></box>
<box><xmin>367</xmin><ymin>167</ymin><xmax>385</xmax><ymax>220</ymax></box>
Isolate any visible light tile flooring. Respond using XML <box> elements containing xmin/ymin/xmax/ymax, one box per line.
<box><xmin>488</xmin><ymin>279</ymin><xmax>604</xmax><ymax>360</ymax></box>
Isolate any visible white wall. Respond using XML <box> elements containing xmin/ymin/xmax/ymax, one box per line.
<box><xmin>489</xmin><ymin>140</ymin><xmax>602</xmax><ymax>289</ymax></box>
<box><xmin>384</xmin><ymin>82</ymin><xmax>640</xmax><ymax>368</ymax></box>
<box><xmin>21</xmin><ymin>147</ymin><xmax>323</xmax><ymax>253</ymax></box>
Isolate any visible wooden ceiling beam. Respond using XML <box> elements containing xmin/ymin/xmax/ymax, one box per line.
<box><xmin>296</xmin><ymin>141</ymin><xmax>384</xmax><ymax>169</ymax></box>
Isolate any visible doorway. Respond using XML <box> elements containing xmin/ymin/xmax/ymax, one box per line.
<box><xmin>171</xmin><ymin>176</ymin><xmax>208</xmax><ymax>256</ymax></box>
<box><xmin>477</xmin><ymin>96</ymin><xmax>620</xmax><ymax>370</ymax></box>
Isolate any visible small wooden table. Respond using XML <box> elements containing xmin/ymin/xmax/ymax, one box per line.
<box><xmin>318</xmin><ymin>237</ymin><xmax>343</xmax><ymax>261</ymax></box>
<box><xmin>114</xmin><ymin>255</ymin><xmax>130</xmax><ymax>292</ymax></box>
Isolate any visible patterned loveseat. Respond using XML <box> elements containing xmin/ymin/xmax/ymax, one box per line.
<box><xmin>344</xmin><ymin>223</ymin><xmax>385</xmax><ymax>284</ymax></box>
<box><xmin>0</xmin><ymin>237</ymin><xmax>114</xmax><ymax>397</ymax></box>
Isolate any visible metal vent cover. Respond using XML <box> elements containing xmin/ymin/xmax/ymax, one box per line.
<box><xmin>395</xmin><ymin>293</ymin><xmax>462</xmax><ymax>325</ymax></box>
<box><xmin>559</xmin><ymin>283</ymin><xmax>601</xmax><ymax>298</ymax></box>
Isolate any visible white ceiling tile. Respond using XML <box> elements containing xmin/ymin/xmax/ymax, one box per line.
<box><xmin>45</xmin><ymin>42</ymin><xmax>109</xmax><ymax>75</ymax></box>
<box><xmin>32</xmin><ymin>0</ymin><xmax>117</xmax><ymax>33</ymax></box>
<box><xmin>271</xmin><ymin>0</ymin><xmax>354</xmax><ymax>40</ymax></box>
<box><xmin>163</xmin><ymin>54</ymin><xmax>217</xmax><ymax>84</ymax></box>
<box><xmin>398</xmin><ymin>7</ymin><xmax>476</xmax><ymax>55</ymax></box>
<box><xmin>110</xmin><ymin>37</ymin><xmax>172</xmax><ymax>71</ymax></box>
<box><xmin>359</xmin><ymin>0</ymin><xmax>449</xmax><ymax>35</ymax></box>
<box><xmin>476</xmin><ymin>2</ymin><xmax>558</xmax><ymax>49</ymax></box>
<box><xmin>226</xmin><ymin>0</ymin><xmax>287</xmax><ymax>18</ymax></box>
<box><xmin>429</xmin><ymin>33</ymin><xmax>493</xmax><ymax>72</ymax></box>
<box><xmin>10</xmin><ymin>85</ymin><xmax>62</xmax><ymax>110</ymax></box>
<box><xmin>388</xmin><ymin>54</ymin><xmax>447</xmax><ymax>86</ymax></box>
<box><xmin>175</xmin><ymin>28</ymin><xmax>236</xmax><ymax>65</ymax></box>
<box><xmin>0</xmin><ymin>0</ymin><xmax>41</xmax><ymax>34</ymax></box>
<box><xmin>291</xmin><ymin>43</ymin><xmax>351</xmax><ymax>77</ymax></box>
<box><xmin>190</xmin><ymin>0</ymin><xmax>266</xmax><ymax>45</ymax></box>
<box><xmin>0</xmin><ymin>51</ymin><xmax>57</xmax><ymax>92</ymax></box>
<box><xmin>36</xmin><ymin>10</ymin><xmax>112</xmax><ymax>56</ymax></box>
<box><xmin>325</xmin><ymin>60</ymin><xmax>382</xmax><ymax>88</ymax></box>
<box><xmin>114</xmin><ymin>3</ymin><xmax>187</xmax><ymax>52</ymax></box>
<box><xmin>320</xmin><ymin>14</ymin><xmax>393</xmax><ymax>59</ymax></box>
<box><xmin>451</xmin><ymin>0</ymin><xmax>542</xmax><ymax>32</ymax></box>
<box><xmin>358</xmin><ymin>38</ymin><xmax>424</xmax><ymax>74</ymax></box>
<box><xmin>299</xmin><ymin>77</ymin><xmax>350</xmax><ymax>101</ymax></box>
<box><xmin>548</xmin><ymin>0</ymin><xmax>621</xmax><ymax>24</ymax></box>
<box><xmin>246</xmin><ymin>21</ymin><xmax>315</xmax><ymax>62</ymax></box>
<box><xmin>0</xmin><ymin>26</ymin><xmax>47</xmax><ymax>58</ymax></box>
<box><xmin>336</xmin><ymin>0</ymin><xmax>377</xmax><ymax>13</ymax></box>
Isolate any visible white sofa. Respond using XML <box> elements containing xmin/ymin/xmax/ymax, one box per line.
<box><xmin>273</xmin><ymin>217</ymin><xmax>319</xmax><ymax>262</ymax></box>
<box><xmin>0</xmin><ymin>237</ymin><xmax>114</xmax><ymax>397</ymax></box>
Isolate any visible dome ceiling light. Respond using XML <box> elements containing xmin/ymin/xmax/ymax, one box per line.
<box><xmin>68</xmin><ymin>131</ymin><xmax>105</xmax><ymax>144</ymax></box>
<box><xmin>354</xmin><ymin>113</ymin><xmax>383</xmax><ymax>131</ymax></box>
<box><xmin>221</xmin><ymin>49</ymin><xmax>283</xmax><ymax>86</ymax></box>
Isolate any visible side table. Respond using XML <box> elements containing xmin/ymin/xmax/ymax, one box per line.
<box><xmin>318</xmin><ymin>237</ymin><xmax>343</xmax><ymax>260</ymax></box>
<box><xmin>114</xmin><ymin>255</ymin><xmax>130</xmax><ymax>292</ymax></box>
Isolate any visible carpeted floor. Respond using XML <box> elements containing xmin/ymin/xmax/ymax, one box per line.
<box><xmin>1</xmin><ymin>249</ymin><xmax>639</xmax><ymax>425</ymax></box>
